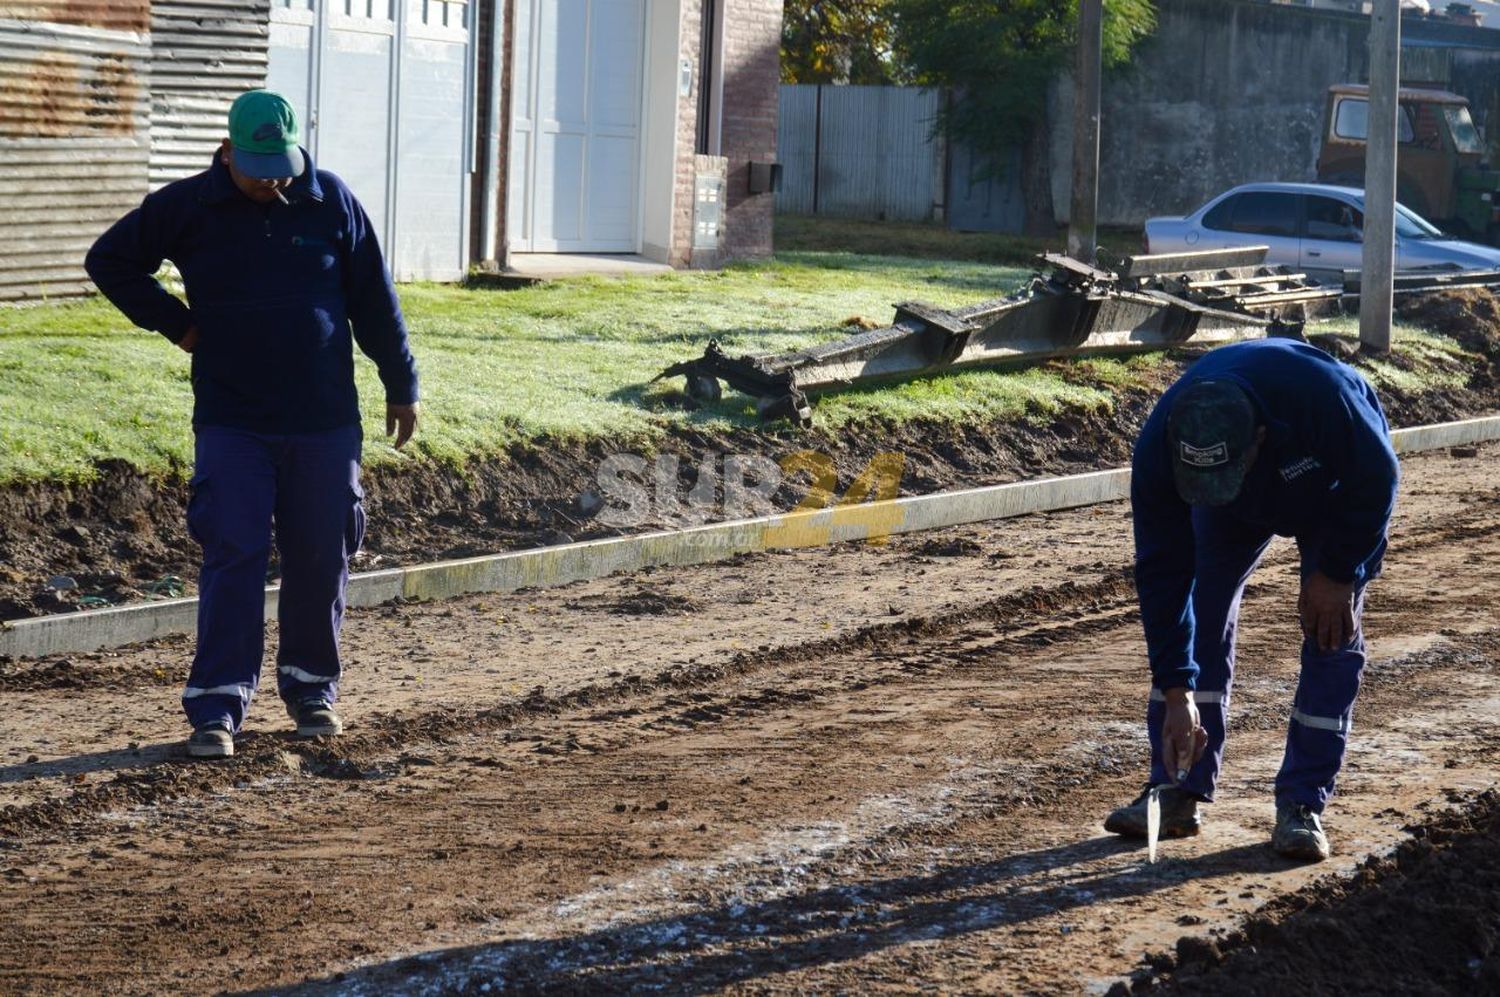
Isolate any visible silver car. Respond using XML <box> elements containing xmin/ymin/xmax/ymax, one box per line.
<box><xmin>1144</xmin><ymin>182</ymin><xmax>1500</xmax><ymax>285</ymax></box>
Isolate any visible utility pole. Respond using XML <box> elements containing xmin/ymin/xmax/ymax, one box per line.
<box><xmin>1360</xmin><ymin>0</ymin><xmax>1401</xmax><ymax>352</ymax></box>
<box><xmin>1068</xmin><ymin>0</ymin><xmax>1103</xmax><ymax>263</ymax></box>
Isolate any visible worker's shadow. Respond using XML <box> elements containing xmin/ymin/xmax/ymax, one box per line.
<box><xmin>0</xmin><ymin>743</ymin><xmax>183</xmax><ymax>785</ymax></box>
<box><xmin>0</xmin><ymin>729</ymin><xmax>307</xmax><ymax>787</ymax></box>
<box><xmin>268</xmin><ymin>835</ymin><xmax>1275</xmax><ymax>995</ymax></box>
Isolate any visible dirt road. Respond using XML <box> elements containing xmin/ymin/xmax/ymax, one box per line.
<box><xmin>3</xmin><ymin>443</ymin><xmax>1498</xmax><ymax>994</ymax></box>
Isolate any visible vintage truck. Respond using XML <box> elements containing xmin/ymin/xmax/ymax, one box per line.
<box><xmin>1316</xmin><ymin>83</ymin><xmax>1500</xmax><ymax>245</ymax></box>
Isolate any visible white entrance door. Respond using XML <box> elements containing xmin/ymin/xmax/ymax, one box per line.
<box><xmin>508</xmin><ymin>0</ymin><xmax>645</xmax><ymax>252</ymax></box>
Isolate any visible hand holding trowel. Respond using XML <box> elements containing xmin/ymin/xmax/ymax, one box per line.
<box><xmin>1148</xmin><ymin>690</ymin><xmax>1210</xmax><ymax>862</ymax></box>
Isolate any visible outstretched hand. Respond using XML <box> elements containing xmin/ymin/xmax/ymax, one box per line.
<box><xmin>386</xmin><ymin>402</ymin><xmax>420</xmax><ymax>450</ymax></box>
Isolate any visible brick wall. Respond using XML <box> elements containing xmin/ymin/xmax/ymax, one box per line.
<box><xmin>717</xmin><ymin>0</ymin><xmax>781</xmax><ymax>260</ymax></box>
<box><xmin>670</xmin><ymin>0</ymin><xmax>704</xmax><ymax>267</ymax></box>
<box><xmin>670</xmin><ymin>0</ymin><xmax>780</xmax><ymax>265</ymax></box>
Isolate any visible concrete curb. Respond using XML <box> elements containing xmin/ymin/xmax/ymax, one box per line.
<box><xmin>4</xmin><ymin>415</ymin><xmax>1497</xmax><ymax>660</ymax></box>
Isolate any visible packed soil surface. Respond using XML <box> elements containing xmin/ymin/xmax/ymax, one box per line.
<box><xmin>4</xmin><ymin>285</ymin><xmax>1498</xmax><ymax>621</ymax></box>
<box><xmin>2</xmin><ymin>442</ymin><xmax>1497</xmax><ymax>994</ymax></box>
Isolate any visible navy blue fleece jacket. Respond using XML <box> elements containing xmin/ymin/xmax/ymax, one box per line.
<box><xmin>84</xmin><ymin>149</ymin><xmax>419</xmax><ymax>434</ymax></box>
<box><xmin>1132</xmin><ymin>338</ymin><xmax>1399</xmax><ymax>692</ymax></box>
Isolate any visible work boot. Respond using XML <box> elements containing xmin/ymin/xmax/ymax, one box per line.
<box><xmin>1104</xmin><ymin>785</ymin><xmax>1202</xmax><ymax>839</ymax></box>
<box><xmin>287</xmin><ymin>699</ymin><xmax>343</xmax><ymax>737</ymax></box>
<box><xmin>1273</xmin><ymin>802</ymin><xmax>1330</xmax><ymax>861</ymax></box>
<box><xmin>186</xmin><ymin>721</ymin><xmax>234</xmax><ymax>759</ymax></box>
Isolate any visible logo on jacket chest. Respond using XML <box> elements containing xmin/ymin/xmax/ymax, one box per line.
<box><xmin>1278</xmin><ymin>456</ymin><xmax>1322</xmax><ymax>482</ymax></box>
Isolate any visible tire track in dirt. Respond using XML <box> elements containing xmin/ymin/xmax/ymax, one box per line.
<box><xmin>0</xmin><ymin>572</ymin><xmax>1136</xmax><ymax>839</ymax></box>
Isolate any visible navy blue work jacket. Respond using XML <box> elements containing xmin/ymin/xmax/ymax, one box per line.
<box><xmin>1131</xmin><ymin>338</ymin><xmax>1400</xmax><ymax>692</ymax></box>
<box><xmin>85</xmin><ymin>149</ymin><xmax>419</xmax><ymax>435</ymax></box>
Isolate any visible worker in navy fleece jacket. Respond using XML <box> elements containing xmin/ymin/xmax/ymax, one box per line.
<box><xmin>1103</xmin><ymin>338</ymin><xmax>1398</xmax><ymax>862</ymax></box>
<box><xmin>84</xmin><ymin>90</ymin><xmax>419</xmax><ymax>759</ymax></box>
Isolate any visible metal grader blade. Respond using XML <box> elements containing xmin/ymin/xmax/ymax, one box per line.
<box><xmin>655</xmin><ymin>247</ymin><xmax>1341</xmax><ymax>425</ymax></box>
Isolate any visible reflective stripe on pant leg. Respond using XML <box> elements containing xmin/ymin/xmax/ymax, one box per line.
<box><xmin>278</xmin><ymin>665</ymin><xmax>339</xmax><ymax>685</ymax></box>
<box><xmin>1150</xmin><ymin>689</ymin><xmax>1229</xmax><ymax>705</ymax></box>
<box><xmin>181</xmin><ymin>682</ymin><xmax>256</xmax><ymax>732</ymax></box>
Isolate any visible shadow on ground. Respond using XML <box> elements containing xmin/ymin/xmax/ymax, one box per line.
<box><xmin>263</xmin><ymin>835</ymin><xmax>1280</xmax><ymax>995</ymax></box>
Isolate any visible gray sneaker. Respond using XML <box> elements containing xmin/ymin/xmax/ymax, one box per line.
<box><xmin>1104</xmin><ymin>785</ymin><xmax>1202</xmax><ymax>838</ymax></box>
<box><xmin>287</xmin><ymin>699</ymin><xmax>343</xmax><ymax>737</ymax></box>
<box><xmin>1273</xmin><ymin>802</ymin><xmax>1330</xmax><ymax>861</ymax></box>
<box><xmin>186</xmin><ymin>721</ymin><xmax>234</xmax><ymax>759</ymax></box>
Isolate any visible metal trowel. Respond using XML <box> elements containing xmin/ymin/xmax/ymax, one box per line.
<box><xmin>1146</xmin><ymin>786</ymin><xmax>1162</xmax><ymax>863</ymax></box>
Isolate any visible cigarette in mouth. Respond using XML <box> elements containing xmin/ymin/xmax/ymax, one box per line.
<box><xmin>272</xmin><ymin>188</ymin><xmax>290</xmax><ymax>205</ymax></box>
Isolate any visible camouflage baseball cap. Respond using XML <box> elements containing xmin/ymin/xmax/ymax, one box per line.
<box><xmin>1167</xmin><ymin>379</ymin><xmax>1259</xmax><ymax>507</ymax></box>
<box><xmin>227</xmin><ymin>89</ymin><xmax>306</xmax><ymax>179</ymax></box>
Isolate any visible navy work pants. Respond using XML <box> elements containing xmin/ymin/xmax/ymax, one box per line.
<box><xmin>1146</xmin><ymin>507</ymin><xmax>1384</xmax><ymax>813</ymax></box>
<box><xmin>181</xmin><ymin>424</ymin><xmax>365</xmax><ymax>731</ymax></box>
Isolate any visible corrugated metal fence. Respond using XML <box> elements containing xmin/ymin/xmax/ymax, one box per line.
<box><xmin>0</xmin><ymin>8</ymin><xmax>154</xmax><ymax>302</ymax></box>
<box><xmin>776</xmin><ymin>84</ymin><xmax>1024</xmax><ymax>233</ymax></box>
<box><xmin>0</xmin><ymin>2</ymin><xmax>269</xmax><ymax>302</ymax></box>
<box><xmin>149</xmin><ymin>0</ymin><xmax>270</xmax><ymax>189</ymax></box>
<box><xmin>777</xmin><ymin>84</ymin><xmax>943</xmax><ymax>222</ymax></box>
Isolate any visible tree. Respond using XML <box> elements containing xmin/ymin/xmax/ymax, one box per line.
<box><xmin>890</xmin><ymin>0</ymin><xmax>1156</xmax><ymax>235</ymax></box>
<box><xmin>781</xmin><ymin>0</ymin><xmax>904</xmax><ymax>85</ymax></box>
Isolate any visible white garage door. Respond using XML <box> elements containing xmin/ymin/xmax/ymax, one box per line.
<box><xmin>268</xmin><ymin>0</ymin><xmax>473</xmax><ymax>281</ymax></box>
<box><xmin>508</xmin><ymin>0</ymin><xmax>645</xmax><ymax>252</ymax></box>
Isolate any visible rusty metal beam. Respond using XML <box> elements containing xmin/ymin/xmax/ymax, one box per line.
<box><xmin>658</xmin><ymin>252</ymin><xmax>1340</xmax><ymax>424</ymax></box>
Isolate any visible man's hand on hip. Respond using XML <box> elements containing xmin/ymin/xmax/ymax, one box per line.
<box><xmin>177</xmin><ymin>326</ymin><xmax>199</xmax><ymax>354</ymax></box>
<box><xmin>1299</xmin><ymin>570</ymin><xmax>1356</xmax><ymax>653</ymax></box>
<box><xmin>386</xmin><ymin>402</ymin><xmax>420</xmax><ymax>449</ymax></box>
<box><xmin>1160</xmin><ymin>688</ymin><xmax>1208</xmax><ymax>782</ymax></box>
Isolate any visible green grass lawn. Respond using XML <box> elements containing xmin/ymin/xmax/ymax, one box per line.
<box><xmin>0</xmin><ymin>241</ymin><xmax>1475</xmax><ymax>486</ymax></box>
<box><xmin>0</xmin><ymin>253</ymin><xmax>1046</xmax><ymax>483</ymax></box>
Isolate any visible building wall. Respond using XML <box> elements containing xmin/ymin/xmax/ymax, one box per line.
<box><xmin>669</xmin><ymin>0</ymin><xmax>705</xmax><ymax>266</ymax></box>
<box><xmin>716</xmin><ymin>0</ymin><xmax>779</xmax><ymax>260</ymax></box>
<box><xmin>663</xmin><ymin>0</ymin><xmax>779</xmax><ymax>266</ymax></box>
<box><xmin>1049</xmin><ymin>0</ymin><xmax>1500</xmax><ymax>225</ymax></box>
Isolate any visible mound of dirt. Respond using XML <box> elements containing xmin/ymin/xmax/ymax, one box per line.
<box><xmin>0</xmin><ymin>377</ymin><xmax>1168</xmax><ymax>621</ymax></box>
<box><xmin>1140</xmin><ymin>791</ymin><xmax>1500</xmax><ymax>995</ymax></box>
<box><xmin>1397</xmin><ymin>287</ymin><xmax>1500</xmax><ymax>358</ymax></box>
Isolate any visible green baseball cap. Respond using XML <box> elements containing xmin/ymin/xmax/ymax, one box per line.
<box><xmin>227</xmin><ymin>89</ymin><xmax>306</xmax><ymax>179</ymax></box>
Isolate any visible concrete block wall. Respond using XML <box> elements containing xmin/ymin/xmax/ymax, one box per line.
<box><xmin>1049</xmin><ymin>0</ymin><xmax>1500</xmax><ymax>226</ymax></box>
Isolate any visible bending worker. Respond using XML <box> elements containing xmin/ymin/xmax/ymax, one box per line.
<box><xmin>1103</xmin><ymin>338</ymin><xmax>1398</xmax><ymax>861</ymax></box>
<box><xmin>85</xmin><ymin>90</ymin><xmax>420</xmax><ymax>759</ymax></box>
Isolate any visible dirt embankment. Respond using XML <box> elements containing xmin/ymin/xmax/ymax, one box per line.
<box><xmin>2</xmin><ymin>288</ymin><xmax>1498</xmax><ymax>621</ymax></box>
<box><xmin>1142</xmin><ymin>791</ymin><xmax>1500</xmax><ymax>995</ymax></box>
